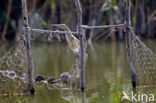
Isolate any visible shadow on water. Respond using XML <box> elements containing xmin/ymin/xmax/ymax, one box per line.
<box><xmin>0</xmin><ymin>39</ymin><xmax>156</xmax><ymax>103</ymax></box>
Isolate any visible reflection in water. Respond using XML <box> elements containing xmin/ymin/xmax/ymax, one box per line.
<box><xmin>60</xmin><ymin>90</ymin><xmax>98</xmax><ymax>103</ymax></box>
<box><xmin>60</xmin><ymin>91</ymin><xmax>86</xmax><ymax>103</ymax></box>
<box><xmin>81</xmin><ymin>92</ymin><xmax>86</xmax><ymax>103</ymax></box>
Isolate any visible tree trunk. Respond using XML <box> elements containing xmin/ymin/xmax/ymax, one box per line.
<box><xmin>135</xmin><ymin>0</ymin><xmax>148</xmax><ymax>36</ymax></box>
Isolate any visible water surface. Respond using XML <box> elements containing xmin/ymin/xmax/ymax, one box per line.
<box><xmin>32</xmin><ymin>41</ymin><xmax>132</xmax><ymax>103</ymax></box>
<box><xmin>1</xmin><ymin>39</ymin><xmax>156</xmax><ymax>103</ymax></box>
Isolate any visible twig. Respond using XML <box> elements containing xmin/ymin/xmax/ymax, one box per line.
<box><xmin>81</xmin><ymin>24</ymin><xmax>125</xmax><ymax>29</ymax></box>
<box><xmin>21</xmin><ymin>0</ymin><xmax>35</xmax><ymax>94</ymax></box>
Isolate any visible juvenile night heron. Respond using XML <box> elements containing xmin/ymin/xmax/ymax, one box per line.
<box><xmin>59</xmin><ymin>67</ymin><xmax>80</xmax><ymax>89</ymax></box>
<box><xmin>47</xmin><ymin>77</ymin><xmax>57</xmax><ymax>84</ymax></box>
<box><xmin>35</xmin><ymin>75</ymin><xmax>45</xmax><ymax>82</ymax></box>
<box><xmin>52</xmin><ymin>24</ymin><xmax>80</xmax><ymax>58</ymax></box>
<box><xmin>60</xmin><ymin>72</ymin><xmax>69</xmax><ymax>84</ymax></box>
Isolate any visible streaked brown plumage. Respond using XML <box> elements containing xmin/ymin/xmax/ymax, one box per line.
<box><xmin>52</xmin><ymin>24</ymin><xmax>80</xmax><ymax>57</ymax></box>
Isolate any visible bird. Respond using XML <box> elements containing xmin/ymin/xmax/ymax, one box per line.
<box><xmin>60</xmin><ymin>72</ymin><xmax>69</xmax><ymax>84</ymax></box>
<box><xmin>52</xmin><ymin>24</ymin><xmax>80</xmax><ymax>58</ymax></box>
<box><xmin>47</xmin><ymin>77</ymin><xmax>57</xmax><ymax>84</ymax></box>
<box><xmin>35</xmin><ymin>75</ymin><xmax>45</xmax><ymax>82</ymax></box>
<box><xmin>59</xmin><ymin>62</ymin><xmax>80</xmax><ymax>89</ymax></box>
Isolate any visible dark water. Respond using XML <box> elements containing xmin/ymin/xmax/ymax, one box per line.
<box><xmin>1</xmin><ymin>39</ymin><xmax>156</xmax><ymax>103</ymax></box>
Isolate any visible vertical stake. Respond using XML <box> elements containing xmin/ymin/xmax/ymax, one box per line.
<box><xmin>21</xmin><ymin>0</ymin><xmax>35</xmax><ymax>94</ymax></box>
<box><xmin>79</xmin><ymin>27</ymin><xmax>86</xmax><ymax>91</ymax></box>
<box><xmin>74</xmin><ymin>0</ymin><xmax>86</xmax><ymax>91</ymax></box>
<box><xmin>125</xmin><ymin>0</ymin><xmax>137</xmax><ymax>89</ymax></box>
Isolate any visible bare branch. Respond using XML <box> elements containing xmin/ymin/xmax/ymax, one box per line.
<box><xmin>30</xmin><ymin>28</ymin><xmax>79</xmax><ymax>35</ymax></box>
<box><xmin>81</xmin><ymin>24</ymin><xmax>125</xmax><ymax>29</ymax></box>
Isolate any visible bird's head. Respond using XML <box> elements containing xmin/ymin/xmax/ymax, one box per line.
<box><xmin>60</xmin><ymin>72</ymin><xmax>69</xmax><ymax>83</ymax></box>
<box><xmin>35</xmin><ymin>75</ymin><xmax>45</xmax><ymax>82</ymax></box>
<box><xmin>73</xmin><ymin>48</ymin><xmax>80</xmax><ymax>58</ymax></box>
